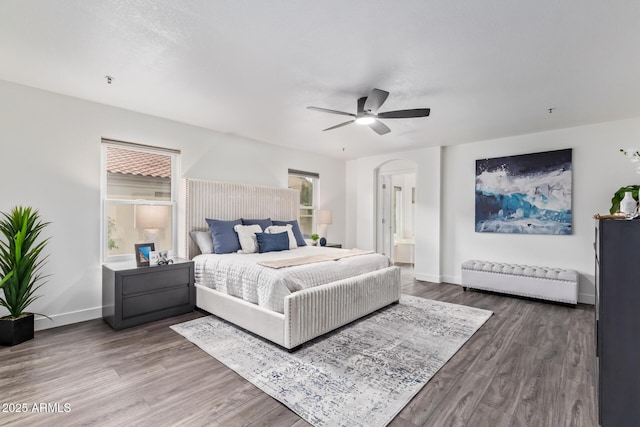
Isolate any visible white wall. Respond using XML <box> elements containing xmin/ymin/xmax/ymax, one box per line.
<box><xmin>346</xmin><ymin>147</ymin><xmax>442</xmax><ymax>282</ymax></box>
<box><xmin>347</xmin><ymin>117</ymin><xmax>640</xmax><ymax>305</ymax></box>
<box><xmin>0</xmin><ymin>80</ymin><xmax>346</xmax><ymax>330</ymax></box>
<box><xmin>441</xmin><ymin>117</ymin><xmax>640</xmax><ymax>304</ymax></box>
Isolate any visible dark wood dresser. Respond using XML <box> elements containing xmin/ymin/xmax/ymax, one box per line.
<box><xmin>595</xmin><ymin>219</ymin><xmax>640</xmax><ymax>426</ymax></box>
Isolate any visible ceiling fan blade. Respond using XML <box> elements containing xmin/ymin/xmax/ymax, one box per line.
<box><xmin>364</xmin><ymin>88</ymin><xmax>390</xmax><ymax>113</ymax></box>
<box><xmin>307</xmin><ymin>106</ymin><xmax>356</xmax><ymax>117</ymax></box>
<box><xmin>369</xmin><ymin>120</ymin><xmax>391</xmax><ymax>135</ymax></box>
<box><xmin>377</xmin><ymin>108</ymin><xmax>431</xmax><ymax>119</ymax></box>
<box><xmin>357</xmin><ymin>97</ymin><xmax>366</xmax><ymax>115</ymax></box>
<box><xmin>323</xmin><ymin>120</ymin><xmax>355</xmax><ymax>131</ymax></box>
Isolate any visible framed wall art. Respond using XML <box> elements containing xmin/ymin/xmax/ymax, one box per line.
<box><xmin>475</xmin><ymin>148</ymin><xmax>572</xmax><ymax>235</ymax></box>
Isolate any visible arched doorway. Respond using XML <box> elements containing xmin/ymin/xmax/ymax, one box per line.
<box><xmin>375</xmin><ymin>159</ymin><xmax>417</xmax><ymax>265</ymax></box>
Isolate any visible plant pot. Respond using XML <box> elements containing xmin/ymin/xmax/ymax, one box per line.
<box><xmin>0</xmin><ymin>313</ymin><xmax>34</xmax><ymax>346</ymax></box>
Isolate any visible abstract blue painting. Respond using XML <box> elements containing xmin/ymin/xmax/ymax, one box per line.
<box><xmin>475</xmin><ymin>149</ymin><xmax>572</xmax><ymax>234</ymax></box>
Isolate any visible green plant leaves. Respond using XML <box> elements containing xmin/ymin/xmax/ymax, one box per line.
<box><xmin>0</xmin><ymin>206</ymin><xmax>50</xmax><ymax>318</ymax></box>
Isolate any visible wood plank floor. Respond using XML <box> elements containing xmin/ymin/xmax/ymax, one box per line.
<box><xmin>0</xmin><ymin>266</ymin><xmax>597</xmax><ymax>426</ymax></box>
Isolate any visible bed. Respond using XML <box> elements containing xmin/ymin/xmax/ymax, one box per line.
<box><xmin>182</xmin><ymin>178</ymin><xmax>401</xmax><ymax>350</ymax></box>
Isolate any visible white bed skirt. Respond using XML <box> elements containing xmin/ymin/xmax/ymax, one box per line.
<box><xmin>196</xmin><ymin>266</ymin><xmax>402</xmax><ymax>349</ymax></box>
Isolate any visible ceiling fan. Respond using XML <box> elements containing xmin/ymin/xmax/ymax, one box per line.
<box><xmin>307</xmin><ymin>88</ymin><xmax>430</xmax><ymax>135</ymax></box>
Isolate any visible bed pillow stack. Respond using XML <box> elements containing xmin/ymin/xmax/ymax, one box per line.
<box><xmin>197</xmin><ymin>218</ymin><xmax>307</xmax><ymax>255</ymax></box>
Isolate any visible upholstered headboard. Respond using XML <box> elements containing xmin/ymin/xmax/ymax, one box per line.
<box><xmin>181</xmin><ymin>179</ymin><xmax>299</xmax><ymax>259</ymax></box>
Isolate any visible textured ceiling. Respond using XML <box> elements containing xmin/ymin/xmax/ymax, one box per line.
<box><xmin>1</xmin><ymin>1</ymin><xmax>639</xmax><ymax>160</ymax></box>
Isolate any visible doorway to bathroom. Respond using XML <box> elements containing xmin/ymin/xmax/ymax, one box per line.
<box><xmin>375</xmin><ymin>160</ymin><xmax>417</xmax><ymax>265</ymax></box>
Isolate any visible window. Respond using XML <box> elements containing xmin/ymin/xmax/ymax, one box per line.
<box><xmin>101</xmin><ymin>140</ymin><xmax>179</xmax><ymax>262</ymax></box>
<box><xmin>288</xmin><ymin>169</ymin><xmax>319</xmax><ymax>238</ymax></box>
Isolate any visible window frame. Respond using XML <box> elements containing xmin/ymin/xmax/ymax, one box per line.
<box><xmin>101</xmin><ymin>139</ymin><xmax>180</xmax><ymax>263</ymax></box>
<box><xmin>288</xmin><ymin>169</ymin><xmax>319</xmax><ymax>237</ymax></box>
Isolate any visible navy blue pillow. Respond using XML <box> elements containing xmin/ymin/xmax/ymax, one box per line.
<box><xmin>256</xmin><ymin>232</ymin><xmax>290</xmax><ymax>253</ymax></box>
<box><xmin>241</xmin><ymin>218</ymin><xmax>273</xmax><ymax>229</ymax></box>
<box><xmin>272</xmin><ymin>220</ymin><xmax>306</xmax><ymax>246</ymax></box>
<box><xmin>205</xmin><ymin>218</ymin><xmax>242</xmax><ymax>254</ymax></box>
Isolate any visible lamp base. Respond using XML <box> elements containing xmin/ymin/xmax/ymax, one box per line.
<box><xmin>318</xmin><ymin>224</ymin><xmax>328</xmax><ymax>241</ymax></box>
<box><xmin>142</xmin><ymin>229</ymin><xmax>160</xmax><ymax>249</ymax></box>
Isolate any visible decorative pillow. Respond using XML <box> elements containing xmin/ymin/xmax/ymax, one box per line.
<box><xmin>205</xmin><ymin>218</ymin><xmax>242</xmax><ymax>254</ymax></box>
<box><xmin>272</xmin><ymin>220</ymin><xmax>306</xmax><ymax>246</ymax></box>
<box><xmin>234</xmin><ymin>224</ymin><xmax>262</xmax><ymax>253</ymax></box>
<box><xmin>241</xmin><ymin>218</ymin><xmax>273</xmax><ymax>229</ymax></box>
<box><xmin>256</xmin><ymin>232</ymin><xmax>290</xmax><ymax>253</ymax></box>
<box><xmin>189</xmin><ymin>230</ymin><xmax>214</xmax><ymax>254</ymax></box>
<box><xmin>264</xmin><ymin>224</ymin><xmax>297</xmax><ymax>249</ymax></box>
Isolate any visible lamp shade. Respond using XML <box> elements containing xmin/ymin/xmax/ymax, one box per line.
<box><xmin>315</xmin><ymin>209</ymin><xmax>333</xmax><ymax>225</ymax></box>
<box><xmin>135</xmin><ymin>205</ymin><xmax>169</xmax><ymax>229</ymax></box>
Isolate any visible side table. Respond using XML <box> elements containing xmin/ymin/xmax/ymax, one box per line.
<box><xmin>102</xmin><ymin>258</ymin><xmax>195</xmax><ymax>330</ymax></box>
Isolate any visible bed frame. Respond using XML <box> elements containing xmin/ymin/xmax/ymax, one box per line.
<box><xmin>182</xmin><ymin>178</ymin><xmax>401</xmax><ymax>350</ymax></box>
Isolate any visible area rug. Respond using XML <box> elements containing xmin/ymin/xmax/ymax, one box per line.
<box><xmin>170</xmin><ymin>296</ymin><xmax>492</xmax><ymax>427</ymax></box>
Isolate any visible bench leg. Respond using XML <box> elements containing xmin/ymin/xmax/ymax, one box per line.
<box><xmin>462</xmin><ymin>286</ymin><xmax>467</xmax><ymax>291</ymax></box>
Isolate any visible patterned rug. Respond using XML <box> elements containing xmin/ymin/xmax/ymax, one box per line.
<box><xmin>171</xmin><ymin>296</ymin><xmax>492</xmax><ymax>427</ymax></box>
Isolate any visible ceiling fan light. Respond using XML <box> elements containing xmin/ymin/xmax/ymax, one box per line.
<box><xmin>355</xmin><ymin>117</ymin><xmax>375</xmax><ymax>125</ymax></box>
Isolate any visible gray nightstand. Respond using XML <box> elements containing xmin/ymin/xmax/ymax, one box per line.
<box><xmin>324</xmin><ymin>243</ymin><xmax>342</xmax><ymax>248</ymax></box>
<box><xmin>102</xmin><ymin>258</ymin><xmax>195</xmax><ymax>330</ymax></box>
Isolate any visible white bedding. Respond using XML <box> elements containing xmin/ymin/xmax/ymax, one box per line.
<box><xmin>193</xmin><ymin>246</ymin><xmax>390</xmax><ymax>313</ymax></box>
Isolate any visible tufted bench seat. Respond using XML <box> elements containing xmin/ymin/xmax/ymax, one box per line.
<box><xmin>461</xmin><ymin>260</ymin><xmax>578</xmax><ymax>305</ymax></box>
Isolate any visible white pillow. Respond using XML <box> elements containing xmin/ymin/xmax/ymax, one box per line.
<box><xmin>264</xmin><ymin>224</ymin><xmax>297</xmax><ymax>249</ymax></box>
<box><xmin>189</xmin><ymin>231</ymin><xmax>214</xmax><ymax>254</ymax></box>
<box><xmin>234</xmin><ymin>224</ymin><xmax>262</xmax><ymax>253</ymax></box>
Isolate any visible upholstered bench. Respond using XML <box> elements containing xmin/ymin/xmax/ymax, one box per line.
<box><xmin>461</xmin><ymin>260</ymin><xmax>578</xmax><ymax>305</ymax></box>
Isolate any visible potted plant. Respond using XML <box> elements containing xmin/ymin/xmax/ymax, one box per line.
<box><xmin>0</xmin><ymin>206</ymin><xmax>50</xmax><ymax>346</ymax></box>
<box><xmin>310</xmin><ymin>233</ymin><xmax>320</xmax><ymax>246</ymax></box>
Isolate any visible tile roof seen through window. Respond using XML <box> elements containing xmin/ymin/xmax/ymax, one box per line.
<box><xmin>106</xmin><ymin>146</ymin><xmax>171</xmax><ymax>178</ymax></box>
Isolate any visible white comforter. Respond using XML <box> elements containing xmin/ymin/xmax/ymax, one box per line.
<box><xmin>193</xmin><ymin>246</ymin><xmax>390</xmax><ymax>313</ymax></box>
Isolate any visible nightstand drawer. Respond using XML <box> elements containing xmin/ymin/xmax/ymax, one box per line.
<box><xmin>122</xmin><ymin>286</ymin><xmax>190</xmax><ymax>318</ymax></box>
<box><xmin>122</xmin><ymin>268</ymin><xmax>190</xmax><ymax>295</ymax></box>
<box><xmin>103</xmin><ymin>258</ymin><xmax>195</xmax><ymax>330</ymax></box>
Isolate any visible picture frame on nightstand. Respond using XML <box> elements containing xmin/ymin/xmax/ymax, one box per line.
<box><xmin>134</xmin><ymin>243</ymin><xmax>155</xmax><ymax>267</ymax></box>
<box><xmin>149</xmin><ymin>250</ymin><xmax>172</xmax><ymax>266</ymax></box>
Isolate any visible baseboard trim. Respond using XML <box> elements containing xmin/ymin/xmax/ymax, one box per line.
<box><xmin>441</xmin><ymin>275</ymin><xmax>460</xmax><ymax>285</ymax></box>
<box><xmin>35</xmin><ymin>307</ymin><xmax>102</xmax><ymax>331</ymax></box>
<box><xmin>578</xmin><ymin>293</ymin><xmax>595</xmax><ymax>305</ymax></box>
<box><xmin>414</xmin><ymin>273</ymin><xmax>442</xmax><ymax>283</ymax></box>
